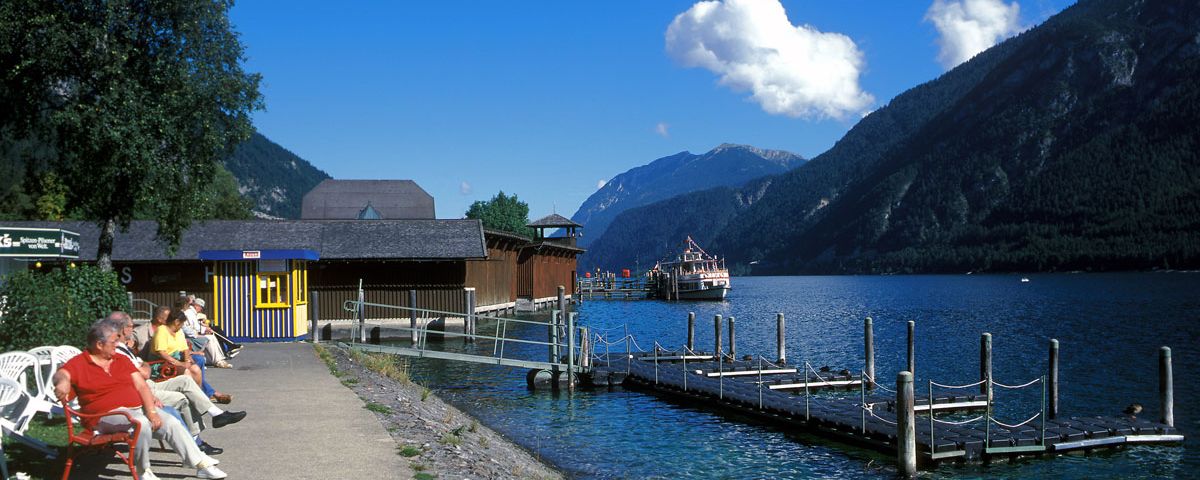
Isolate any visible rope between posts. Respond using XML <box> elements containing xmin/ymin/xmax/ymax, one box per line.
<box><xmin>859</xmin><ymin>371</ymin><xmax>896</xmax><ymax>393</ymax></box>
<box><xmin>861</xmin><ymin>404</ymin><xmax>898</xmax><ymax>426</ymax></box>
<box><xmin>805</xmin><ymin>363</ymin><xmax>833</xmax><ymax>383</ymax></box>
<box><xmin>932</xmin><ymin>415</ymin><xmax>985</xmax><ymax>426</ymax></box>
<box><xmin>929</xmin><ymin>379</ymin><xmax>987</xmax><ymax>389</ymax></box>
<box><xmin>992</xmin><ymin>377</ymin><xmax>1042</xmax><ymax>389</ymax></box>
<box><xmin>990</xmin><ymin>411</ymin><xmax>1042</xmax><ymax>429</ymax></box>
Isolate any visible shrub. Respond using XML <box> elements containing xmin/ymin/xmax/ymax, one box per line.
<box><xmin>0</xmin><ymin>265</ymin><xmax>128</xmax><ymax>351</ymax></box>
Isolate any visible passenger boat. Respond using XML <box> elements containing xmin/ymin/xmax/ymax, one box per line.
<box><xmin>653</xmin><ymin>237</ymin><xmax>731</xmax><ymax>300</ymax></box>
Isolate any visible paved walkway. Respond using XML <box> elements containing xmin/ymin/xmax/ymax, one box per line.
<box><xmin>77</xmin><ymin>343</ymin><xmax>411</xmax><ymax>479</ymax></box>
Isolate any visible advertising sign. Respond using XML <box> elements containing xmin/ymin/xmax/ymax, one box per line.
<box><xmin>0</xmin><ymin>227</ymin><xmax>81</xmax><ymax>258</ymax></box>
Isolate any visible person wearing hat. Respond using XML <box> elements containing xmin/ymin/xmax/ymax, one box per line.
<box><xmin>194</xmin><ymin>298</ymin><xmax>242</xmax><ymax>359</ymax></box>
<box><xmin>179</xmin><ymin>296</ymin><xmax>231</xmax><ymax>369</ymax></box>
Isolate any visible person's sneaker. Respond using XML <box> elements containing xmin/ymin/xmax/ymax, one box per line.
<box><xmin>140</xmin><ymin>470</ymin><xmax>161</xmax><ymax>480</ymax></box>
<box><xmin>210</xmin><ymin>393</ymin><xmax>232</xmax><ymax>404</ymax></box>
<box><xmin>198</xmin><ymin>441</ymin><xmax>224</xmax><ymax>455</ymax></box>
<box><xmin>197</xmin><ymin>464</ymin><xmax>228</xmax><ymax>479</ymax></box>
<box><xmin>203</xmin><ymin>454</ymin><xmax>220</xmax><ymax>465</ymax></box>
<box><xmin>227</xmin><ymin>345</ymin><xmax>243</xmax><ymax>358</ymax></box>
<box><xmin>211</xmin><ymin>410</ymin><xmax>246</xmax><ymax>428</ymax></box>
<box><xmin>215</xmin><ymin>360</ymin><xmax>233</xmax><ymax>369</ymax></box>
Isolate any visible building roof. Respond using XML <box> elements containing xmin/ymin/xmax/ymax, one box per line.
<box><xmin>301</xmin><ymin>180</ymin><xmax>435</xmax><ymax>220</ymax></box>
<box><xmin>527</xmin><ymin>213</ymin><xmax>582</xmax><ymax>228</ymax></box>
<box><xmin>1</xmin><ymin>219</ymin><xmax>487</xmax><ymax>261</ymax></box>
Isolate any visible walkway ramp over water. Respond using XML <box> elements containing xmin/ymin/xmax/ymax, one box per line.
<box><xmin>71</xmin><ymin>343</ymin><xmax>411</xmax><ymax>479</ymax></box>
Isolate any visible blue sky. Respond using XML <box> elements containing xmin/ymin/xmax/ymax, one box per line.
<box><xmin>230</xmin><ymin>0</ymin><xmax>1074</xmax><ymax>220</ymax></box>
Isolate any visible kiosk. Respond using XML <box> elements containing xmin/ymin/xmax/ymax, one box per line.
<box><xmin>200</xmin><ymin>249</ymin><xmax>318</xmax><ymax>342</ymax></box>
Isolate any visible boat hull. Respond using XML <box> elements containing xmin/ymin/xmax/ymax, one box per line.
<box><xmin>675</xmin><ymin>286</ymin><xmax>730</xmax><ymax>300</ymax></box>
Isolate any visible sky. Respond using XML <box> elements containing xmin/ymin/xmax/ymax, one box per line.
<box><xmin>230</xmin><ymin>0</ymin><xmax>1075</xmax><ymax>220</ymax></box>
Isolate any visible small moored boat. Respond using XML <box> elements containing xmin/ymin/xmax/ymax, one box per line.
<box><xmin>652</xmin><ymin>237</ymin><xmax>731</xmax><ymax>300</ymax></box>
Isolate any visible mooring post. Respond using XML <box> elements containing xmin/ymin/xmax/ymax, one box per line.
<box><xmin>907</xmin><ymin>321</ymin><xmax>915</xmax><ymax>376</ymax></box>
<box><xmin>980</xmin><ymin>333</ymin><xmax>992</xmax><ymax>402</ymax></box>
<box><xmin>310</xmin><ymin>291</ymin><xmax>320</xmax><ymax>343</ymax></box>
<box><xmin>409</xmin><ymin>289</ymin><xmax>418</xmax><ymax>344</ymax></box>
<box><xmin>1048</xmin><ymin>339</ymin><xmax>1059</xmax><ymax>419</ymax></box>
<box><xmin>1160</xmin><ymin>346</ymin><xmax>1174</xmax><ymax>427</ymax></box>
<box><xmin>357</xmin><ymin>282</ymin><xmax>366</xmax><ymax>344</ymax></box>
<box><xmin>728</xmin><ymin>316</ymin><xmax>737</xmax><ymax>359</ymax></box>
<box><xmin>864</xmin><ymin>317</ymin><xmax>875</xmax><ymax>389</ymax></box>
<box><xmin>687</xmin><ymin>312</ymin><xmax>695</xmax><ymax>352</ymax></box>
<box><xmin>714</xmin><ymin>314</ymin><xmax>723</xmax><ymax>358</ymax></box>
<box><xmin>579</xmin><ymin>326</ymin><xmax>590</xmax><ymax>368</ymax></box>
<box><xmin>550</xmin><ymin>310</ymin><xmax>561</xmax><ymax>364</ymax></box>
<box><xmin>776</xmin><ymin>313</ymin><xmax>786</xmax><ymax>364</ymax></box>
<box><xmin>567</xmin><ymin>312</ymin><xmax>576</xmax><ymax>393</ymax></box>
<box><xmin>557</xmin><ymin>285</ymin><xmax>566</xmax><ymax>313</ymax></box>
<box><xmin>464</xmin><ymin>288</ymin><xmax>476</xmax><ymax>343</ymax></box>
<box><xmin>897</xmin><ymin>371</ymin><xmax>916</xmax><ymax>477</ymax></box>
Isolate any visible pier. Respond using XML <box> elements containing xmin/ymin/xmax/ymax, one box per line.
<box><xmin>588</xmin><ymin>315</ymin><xmax>1184</xmax><ymax>474</ymax></box>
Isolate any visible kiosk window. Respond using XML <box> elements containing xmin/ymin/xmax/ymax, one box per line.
<box><xmin>293</xmin><ymin>261</ymin><xmax>308</xmax><ymax>305</ymax></box>
<box><xmin>256</xmin><ymin>272</ymin><xmax>289</xmax><ymax>307</ymax></box>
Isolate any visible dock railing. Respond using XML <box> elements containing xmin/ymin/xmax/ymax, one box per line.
<box><xmin>339</xmin><ymin>299</ymin><xmax>589</xmax><ymax>377</ymax></box>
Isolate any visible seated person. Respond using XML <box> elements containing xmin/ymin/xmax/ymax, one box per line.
<box><xmin>191</xmin><ymin>297</ymin><xmax>242</xmax><ymax>358</ymax></box>
<box><xmin>132</xmin><ymin>305</ymin><xmax>170</xmax><ymax>359</ymax></box>
<box><xmin>176</xmin><ymin>296</ymin><xmax>231</xmax><ymax>369</ymax></box>
<box><xmin>52</xmin><ymin>320</ymin><xmax>227</xmax><ymax>480</ymax></box>
<box><xmin>107</xmin><ymin>312</ymin><xmax>245</xmax><ymax>455</ymax></box>
<box><xmin>154</xmin><ymin>309</ymin><xmax>232</xmax><ymax>404</ymax></box>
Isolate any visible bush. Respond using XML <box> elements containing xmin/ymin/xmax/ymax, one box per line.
<box><xmin>0</xmin><ymin>265</ymin><xmax>129</xmax><ymax>351</ymax></box>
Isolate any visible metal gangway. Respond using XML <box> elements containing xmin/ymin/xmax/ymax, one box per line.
<box><xmin>336</xmin><ymin>298</ymin><xmax>592</xmax><ymax>386</ymax></box>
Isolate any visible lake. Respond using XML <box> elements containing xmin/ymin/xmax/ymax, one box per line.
<box><xmin>404</xmin><ymin>274</ymin><xmax>1198</xmax><ymax>479</ymax></box>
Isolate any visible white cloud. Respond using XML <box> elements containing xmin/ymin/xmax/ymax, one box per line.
<box><xmin>925</xmin><ymin>0</ymin><xmax>1022</xmax><ymax>69</ymax></box>
<box><xmin>459</xmin><ymin>181</ymin><xmax>472</xmax><ymax>195</ymax></box>
<box><xmin>666</xmin><ymin>0</ymin><xmax>873</xmax><ymax>120</ymax></box>
<box><xmin>597</xmin><ymin>179</ymin><xmax>607</xmax><ymax>190</ymax></box>
<box><xmin>655</xmin><ymin>122</ymin><xmax>670</xmax><ymax>137</ymax></box>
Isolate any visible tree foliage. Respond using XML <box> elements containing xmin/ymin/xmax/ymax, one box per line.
<box><xmin>0</xmin><ymin>265</ymin><xmax>129</xmax><ymax>351</ymax></box>
<box><xmin>0</xmin><ymin>0</ymin><xmax>263</xmax><ymax>269</ymax></box>
<box><xmin>466</xmin><ymin>191</ymin><xmax>534</xmax><ymax>237</ymax></box>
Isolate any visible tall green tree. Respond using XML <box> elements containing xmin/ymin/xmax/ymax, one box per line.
<box><xmin>0</xmin><ymin>0</ymin><xmax>263</xmax><ymax>270</ymax></box>
<box><xmin>465</xmin><ymin>191</ymin><xmax>534</xmax><ymax>237</ymax></box>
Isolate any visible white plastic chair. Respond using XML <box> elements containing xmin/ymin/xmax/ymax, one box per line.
<box><xmin>27</xmin><ymin>346</ymin><xmax>59</xmax><ymax>413</ymax></box>
<box><xmin>0</xmin><ymin>376</ymin><xmax>57</xmax><ymax>467</ymax></box>
<box><xmin>0</xmin><ymin>352</ymin><xmax>53</xmax><ymax>415</ymax></box>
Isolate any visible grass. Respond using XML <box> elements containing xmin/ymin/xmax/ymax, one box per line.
<box><xmin>420</xmin><ymin>384</ymin><xmax>432</xmax><ymax>401</ymax></box>
<box><xmin>468</xmin><ymin>419</ymin><xmax>478</xmax><ymax>433</ymax></box>
<box><xmin>364</xmin><ymin>402</ymin><xmax>393</xmax><ymax>415</ymax></box>
<box><xmin>341</xmin><ymin>377</ymin><xmax>360</xmax><ymax>386</ymax></box>
<box><xmin>398</xmin><ymin>445</ymin><xmax>422</xmax><ymax>457</ymax></box>
<box><xmin>3</xmin><ymin>416</ymin><xmax>69</xmax><ymax>479</ymax></box>
<box><xmin>414</xmin><ymin>473</ymin><xmax>437</xmax><ymax>480</ymax></box>
<box><xmin>439</xmin><ymin>433</ymin><xmax>463</xmax><ymax>446</ymax></box>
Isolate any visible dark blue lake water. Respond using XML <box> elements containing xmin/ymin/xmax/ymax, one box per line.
<box><xmin>404</xmin><ymin>274</ymin><xmax>1198</xmax><ymax>479</ymax></box>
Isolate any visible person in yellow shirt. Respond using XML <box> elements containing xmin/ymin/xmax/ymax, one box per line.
<box><xmin>153</xmin><ymin>310</ymin><xmax>231</xmax><ymax>404</ymax></box>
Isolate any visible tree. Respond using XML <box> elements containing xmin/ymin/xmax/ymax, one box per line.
<box><xmin>465</xmin><ymin>191</ymin><xmax>534</xmax><ymax>237</ymax></box>
<box><xmin>0</xmin><ymin>0</ymin><xmax>263</xmax><ymax>270</ymax></box>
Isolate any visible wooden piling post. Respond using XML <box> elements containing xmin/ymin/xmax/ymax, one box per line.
<box><xmin>1048</xmin><ymin>339</ymin><xmax>1058</xmax><ymax>419</ymax></box>
<box><xmin>728</xmin><ymin>316</ymin><xmax>736</xmax><ymax>359</ymax></box>
<box><xmin>557</xmin><ymin>285</ymin><xmax>566</xmax><ymax>313</ymax></box>
<box><xmin>980</xmin><ymin>333</ymin><xmax>992</xmax><ymax>401</ymax></box>
<box><xmin>550</xmin><ymin>310</ymin><xmax>560</xmax><ymax>364</ymax></box>
<box><xmin>776</xmin><ymin>313</ymin><xmax>786</xmax><ymax>364</ymax></box>
<box><xmin>687</xmin><ymin>312</ymin><xmax>695</xmax><ymax>352</ymax></box>
<box><xmin>897</xmin><ymin>371</ymin><xmax>916</xmax><ymax>477</ymax></box>
<box><xmin>580</xmin><ymin>326</ymin><xmax>590</xmax><ymax>369</ymax></box>
<box><xmin>1160</xmin><ymin>346</ymin><xmax>1173</xmax><ymax>427</ymax></box>
<box><xmin>714</xmin><ymin>314</ymin><xmax>723</xmax><ymax>357</ymax></box>
<box><xmin>409</xmin><ymin>289</ymin><xmax>418</xmax><ymax>344</ymax></box>
<box><xmin>906</xmin><ymin>321</ymin><xmax>915</xmax><ymax>376</ymax></box>
<box><xmin>864</xmin><ymin>317</ymin><xmax>875</xmax><ymax>389</ymax></box>
<box><xmin>310</xmin><ymin>291</ymin><xmax>320</xmax><ymax>343</ymax></box>
<box><xmin>357</xmin><ymin>282</ymin><xmax>366</xmax><ymax>344</ymax></box>
<box><xmin>566</xmin><ymin>312</ymin><xmax>576</xmax><ymax>393</ymax></box>
<box><xmin>464</xmin><ymin>288</ymin><xmax>476</xmax><ymax>342</ymax></box>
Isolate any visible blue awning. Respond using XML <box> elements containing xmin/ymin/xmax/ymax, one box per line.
<box><xmin>199</xmin><ymin>249</ymin><xmax>319</xmax><ymax>261</ymax></box>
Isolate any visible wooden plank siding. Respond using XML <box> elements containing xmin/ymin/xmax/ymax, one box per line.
<box><xmin>310</xmin><ymin>288</ymin><xmax>467</xmax><ymax>320</ymax></box>
<box><xmin>465</xmin><ymin>245</ymin><xmax>519</xmax><ymax>307</ymax></box>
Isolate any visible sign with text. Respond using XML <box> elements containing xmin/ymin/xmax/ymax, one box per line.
<box><xmin>241</xmin><ymin>250</ymin><xmax>261</xmax><ymax>259</ymax></box>
<box><xmin>0</xmin><ymin>227</ymin><xmax>81</xmax><ymax>258</ymax></box>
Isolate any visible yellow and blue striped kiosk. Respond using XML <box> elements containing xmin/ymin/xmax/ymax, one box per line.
<box><xmin>200</xmin><ymin>249</ymin><xmax>318</xmax><ymax>342</ymax></box>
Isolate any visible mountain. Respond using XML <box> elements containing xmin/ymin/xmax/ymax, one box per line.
<box><xmin>715</xmin><ymin>0</ymin><xmax>1200</xmax><ymax>273</ymax></box>
<box><xmin>222</xmin><ymin>132</ymin><xmax>331</xmax><ymax>219</ymax></box>
<box><xmin>571</xmin><ymin>143</ymin><xmax>804</xmax><ymax>247</ymax></box>
<box><xmin>583</xmin><ymin>176</ymin><xmax>774</xmax><ymax>272</ymax></box>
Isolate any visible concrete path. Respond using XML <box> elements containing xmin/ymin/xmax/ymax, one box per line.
<box><xmin>78</xmin><ymin>343</ymin><xmax>411</xmax><ymax>479</ymax></box>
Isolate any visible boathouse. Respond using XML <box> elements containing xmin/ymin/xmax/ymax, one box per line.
<box><xmin>2</xmin><ymin>181</ymin><xmax>584</xmax><ymax>340</ymax></box>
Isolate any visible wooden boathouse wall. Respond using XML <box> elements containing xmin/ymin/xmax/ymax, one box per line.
<box><xmin>465</xmin><ymin>232</ymin><xmax>523</xmax><ymax>307</ymax></box>
<box><xmin>310</xmin><ymin>259</ymin><xmax>469</xmax><ymax>319</ymax></box>
<box><xmin>521</xmin><ymin>244</ymin><xmax>577</xmax><ymax>300</ymax></box>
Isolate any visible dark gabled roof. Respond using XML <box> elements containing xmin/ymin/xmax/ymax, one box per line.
<box><xmin>1</xmin><ymin>219</ymin><xmax>486</xmax><ymax>261</ymax></box>
<box><xmin>483</xmin><ymin>228</ymin><xmax>532</xmax><ymax>244</ymax></box>
<box><xmin>301</xmin><ymin>180</ymin><xmax>435</xmax><ymax>220</ymax></box>
<box><xmin>527</xmin><ymin>213</ymin><xmax>581</xmax><ymax>228</ymax></box>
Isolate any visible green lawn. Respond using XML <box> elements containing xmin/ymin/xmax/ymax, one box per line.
<box><xmin>4</xmin><ymin>416</ymin><xmax>67</xmax><ymax>479</ymax></box>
